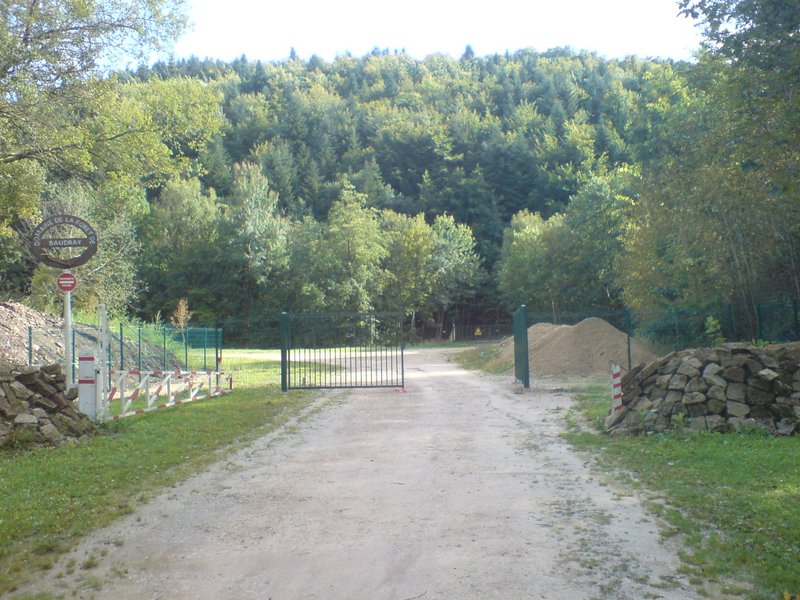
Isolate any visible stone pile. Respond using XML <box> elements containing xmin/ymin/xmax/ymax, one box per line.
<box><xmin>605</xmin><ymin>345</ymin><xmax>800</xmax><ymax>436</ymax></box>
<box><xmin>0</xmin><ymin>361</ymin><xmax>94</xmax><ymax>447</ymax></box>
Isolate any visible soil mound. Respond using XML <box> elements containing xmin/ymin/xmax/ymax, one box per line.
<box><xmin>499</xmin><ymin>317</ymin><xmax>657</xmax><ymax>377</ymax></box>
<box><xmin>0</xmin><ymin>301</ymin><xmax>64</xmax><ymax>366</ymax></box>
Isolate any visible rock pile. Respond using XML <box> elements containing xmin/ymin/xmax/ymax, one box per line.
<box><xmin>0</xmin><ymin>361</ymin><xmax>94</xmax><ymax>447</ymax></box>
<box><xmin>605</xmin><ymin>345</ymin><xmax>800</xmax><ymax>436</ymax></box>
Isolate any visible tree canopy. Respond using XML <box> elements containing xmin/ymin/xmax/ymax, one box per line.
<box><xmin>4</xmin><ymin>0</ymin><xmax>800</xmax><ymax>345</ymax></box>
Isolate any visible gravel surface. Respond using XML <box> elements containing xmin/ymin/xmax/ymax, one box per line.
<box><xmin>15</xmin><ymin>348</ymin><xmax>702</xmax><ymax>599</ymax></box>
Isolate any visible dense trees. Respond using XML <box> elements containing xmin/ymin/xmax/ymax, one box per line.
<box><xmin>0</xmin><ymin>0</ymin><xmax>188</xmax><ymax>234</ymax></box>
<box><xmin>5</xmin><ymin>0</ymin><xmax>799</xmax><ymax>344</ymax></box>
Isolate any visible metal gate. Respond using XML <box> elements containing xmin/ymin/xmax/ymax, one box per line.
<box><xmin>279</xmin><ymin>311</ymin><xmax>405</xmax><ymax>391</ymax></box>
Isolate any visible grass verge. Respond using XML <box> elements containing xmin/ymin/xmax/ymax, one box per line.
<box><xmin>453</xmin><ymin>342</ymin><xmax>512</xmax><ymax>375</ymax></box>
<box><xmin>565</xmin><ymin>384</ymin><xmax>800</xmax><ymax>599</ymax></box>
<box><xmin>0</xmin><ymin>355</ymin><xmax>313</xmax><ymax>596</ymax></box>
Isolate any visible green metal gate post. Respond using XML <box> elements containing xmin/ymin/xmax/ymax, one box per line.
<box><xmin>279</xmin><ymin>312</ymin><xmax>290</xmax><ymax>392</ymax></box>
<box><xmin>203</xmin><ymin>328</ymin><xmax>208</xmax><ymax>371</ymax></box>
<box><xmin>513</xmin><ymin>305</ymin><xmax>530</xmax><ymax>389</ymax></box>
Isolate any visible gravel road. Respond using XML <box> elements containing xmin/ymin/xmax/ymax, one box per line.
<box><xmin>17</xmin><ymin>348</ymin><xmax>702</xmax><ymax>599</ymax></box>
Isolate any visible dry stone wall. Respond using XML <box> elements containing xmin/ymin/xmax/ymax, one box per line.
<box><xmin>605</xmin><ymin>345</ymin><xmax>800</xmax><ymax>436</ymax></box>
<box><xmin>0</xmin><ymin>361</ymin><xmax>94</xmax><ymax>447</ymax></box>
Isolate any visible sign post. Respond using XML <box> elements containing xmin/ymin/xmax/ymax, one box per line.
<box><xmin>64</xmin><ymin>274</ymin><xmax>73</xmax><ymax>388</ymax></box>
<box><xmin>30</xmin><ymin>215</ymin><xmax>97</xmax><ymax>390</ymax></box>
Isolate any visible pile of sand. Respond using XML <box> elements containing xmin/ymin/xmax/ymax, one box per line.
<box><xmin>498</xmin><ymin>317</ymin><xmax>658</xmax><ymax>377</ymax></box>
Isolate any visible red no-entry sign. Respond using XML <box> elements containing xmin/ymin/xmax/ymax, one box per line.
<box><xmin>56</xmin><ymin>272</ymin><xmax>77</xmax><ymax>293</ymax></box>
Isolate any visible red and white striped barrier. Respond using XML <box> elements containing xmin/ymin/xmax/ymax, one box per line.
<box><xmin>106</xmin><ymin>369</ymin><xmax>233</xmax><ymax>420</ymax></box>
<box><xmin>611</xmin><ymin>361</ymin><xmax>623</xmax><ymax>412</ymax></box>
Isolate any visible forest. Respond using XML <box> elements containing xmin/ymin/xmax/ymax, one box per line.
<box><xmin>1</xmin><ymin>0</ymin><xmax>798</xmax><ymax>346</ymax></box>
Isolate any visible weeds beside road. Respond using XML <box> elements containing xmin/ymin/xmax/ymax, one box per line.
<box><xmin>0</xmin><ymin>355</ymin><xmax>311</xmax><ymax>596</ymax></box>
<box><xmin>564</xmin><ymin>383</ymin><xmax>800</xmax><ymax>600</ymax></box>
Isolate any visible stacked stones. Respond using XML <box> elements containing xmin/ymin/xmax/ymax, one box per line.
<box><xmin>0</xmin><ymin>361</ymin><xmax>94</xmax><ymax>447</ymax></box>
<box><xmin>605</xmin><ymin>345</ymin><xmax>800</xmax><ymax>436</ymax></box>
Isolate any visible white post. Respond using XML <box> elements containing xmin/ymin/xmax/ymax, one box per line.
<box><xmin>95</xmin><ymin>362</ymin><xmax>104</xmax><ymax>422</ymax></box>
<box><xmin>78</xmin><ymin>355</ymin><xmax>97</xmax><ymax>421</ymax></box>
<box><xmin>611</xmin><ymin>361</ymin><xmax>623</xmax><ymax>414</ymax></box>
<box><xmin>64</xmin><ymin>272</ymin><xmax>73</xmax><ymax>389</ymax></box>
<box><xmin>98</xmin><ymin>304</ymin><xmax>109</xmax><ymax>421</ymax></box>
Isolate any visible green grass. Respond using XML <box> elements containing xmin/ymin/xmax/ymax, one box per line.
<box><xmin>0</xmin><ymin>354</ymin><xmax>312</xmax><ymax>595</ymax></box>
<box><xmin>452</xmin><ymin>342</ymin><xmax>512</xmax><ymax>375</ymax></box>
<box><xmin>566</xmin><ymin>385</ymin><xmax>800</xmax><ymax>599</ymax></box>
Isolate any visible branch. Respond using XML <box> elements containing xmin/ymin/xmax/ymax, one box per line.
<box><xmin>0</xmin><ymin>129</ymin><xmax>147</xmax><ymax>165</ymax></box>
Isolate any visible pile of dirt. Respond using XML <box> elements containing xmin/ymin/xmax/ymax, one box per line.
<box><xmin>499</xmin><ymin>317</ymin><xmax>658</xmax><ymax>377</ymax></box>
<box><xmin>0</xmin><ymin>301</ymin><xmax>183</xmax><ymax>372</ymax></box>
<box><xmin>0</xmin><ymin>301</ymin><xmax>65</xmax><ymax>366</ymax></box>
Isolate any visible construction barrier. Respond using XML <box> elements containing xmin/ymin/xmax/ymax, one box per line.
<box><xmin>106</xmin><ymin>369</ymin><xmax>233</xmax><ymax>421</ymax></box>
<box><xmin>611</xmin><ymin>361</ymin><xmax>623</xmax><ymax>413</ymax></box>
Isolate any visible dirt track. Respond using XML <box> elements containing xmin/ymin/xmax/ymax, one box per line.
<box><xmin>16</xmin><ymin>348</ymin><xmax>701</xmax><ymax>599</ymax></box>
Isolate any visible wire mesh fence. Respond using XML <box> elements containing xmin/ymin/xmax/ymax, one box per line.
<box><xmin>25</xmin><ymin>324</ymin><xmax>223</xmax><ymax>380</ymax></box>
<box><xmin>16</xmin><ymin>298</ymin><xmax>799</xmax><ymax>394</ymax></box>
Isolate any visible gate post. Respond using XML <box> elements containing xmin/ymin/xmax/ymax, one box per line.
<box><xmin>513</xmin><ymin>305</ymin><xmax>530</xmax><ymax>389</ymax></box>
<box><xmin>279</xmin><ymin>312</ymin><xmax>290</xmax><ymax>392</ymax></box>
<box><xmin>78</xmin><ymin>356</ymin><xmax>98</xmax><ymax>421</ymax></box>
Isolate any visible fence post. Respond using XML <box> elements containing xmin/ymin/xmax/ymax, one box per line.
<box><xmin>203</xmin><ymin>328</ymin><xmax>208</xmax><ymax>371</ymax></box>
<box><xmin>162</xmin><ymin>326</ymin><xmax>167</xmax><ymax>371</ymax></box>
<box><xmin>119</xmin><ymin>322</ymin><xmax>124</xmax><ymax>371</ymax></box>
<box><xmin>184</xmin><ymin>328</ymin><xmax>189</xmax><ymax>370</ymax></box>
<box><xmin>280</xmin><ymin>312</ymin><xmax>290</xmax><ymax>392</ymax></box>
<box><xmin>28</xmin><ymin>326</ymin><xmax>32</xmax><ymax>366</ymax></box>
<box><xmin>78</xmin><ymin>356</ymin><xmax>97</xmax><ymax>421</ymax></box>
<box><xmin>215</xmin><ymin>326</ymin><xmax>221</xmax><ymax>390</ymax></box>
<box><xmin>513</xmin><ymin>305</ymin><xmax>530</xmax><ymax>389</ymax></box>
<box><xmin>137</xmin><ymin>325</ymin><xmax>142</xmax><ymax>380</ymax></box>
<box><xmin>98</xmin><ymin>304</ymin><xmax>109</xmax><ymax>421</ymax></box>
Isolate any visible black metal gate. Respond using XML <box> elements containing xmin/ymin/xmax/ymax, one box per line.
<box><xmin>279</xmin><ymin>312</ymin><xmax>405</xmax><ymax>391</ymax></box>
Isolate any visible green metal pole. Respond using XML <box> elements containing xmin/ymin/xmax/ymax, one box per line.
<box><xmin>280</xmin><ymin>312</ymin><xmax>289</xmax><ymax>392</ymax></box>
<box><xmin>137</xmin><ymin>325</ymin><xmax>142</xmax><ymax>381</ymax></box>
<box><xmin>203</xmin><ymin>328</ymin><xmax>207</xmax><ymax>371</ymax></box>
<box><xmin>522</xmin><ymin>305</ymin><xmax>530</xmax><ymax>389</ymax></box>
<box><xmin>119</xmin><ymin>323</ymin><xmax>124</xmax><ymax>370</ymax></box>
<box><xmin>28</xmin><ymin>326</ymin><xmax>32</xmax><ymax>366</ymax></box>
<box><xmin>162</xmin><ymin>327</ymin><xmax>167</xmax><ymax>371</ymax></box>
<box><xmin>216</xmin><ymin>327</ymin><xmax>221</xmax><ymax>371</ymax></box>
<box><xmin>184</xmin><ymin>329</ymin><xmax>188</xmax><ymax>370</ymax></box>
<box><xmin>215</xmin><ymin>327</ymin><xmax>221</xmax><ymax>390</ymax></box>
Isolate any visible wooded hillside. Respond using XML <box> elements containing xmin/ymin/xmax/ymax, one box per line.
<box><xmin>1</xmin><ymin>0</ymin><xmax>798</xmax><ymax>345</ymax></box>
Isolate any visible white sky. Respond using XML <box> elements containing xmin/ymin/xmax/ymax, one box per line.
<box><xmin>171</xmin><ymin>0</ymin><xmax>704</xmax><ymax>64</ymax></box>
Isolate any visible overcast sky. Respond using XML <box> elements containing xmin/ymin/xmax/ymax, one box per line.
<box><xmin>170</xmin><ymin>0</ymin><xmax>705</xmax><ymax>64</ymax></box>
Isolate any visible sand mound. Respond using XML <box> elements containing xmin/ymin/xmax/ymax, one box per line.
<box><xmin>498</xmin><ymin>317</ymin><xmax>657</xmax><ymax>377</ymax></box>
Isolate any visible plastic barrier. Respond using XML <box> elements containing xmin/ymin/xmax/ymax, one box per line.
<box><xmin>106</xmin><ymin>369</ymin><xmax>233</xmax><ymax>421</ymax></box>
